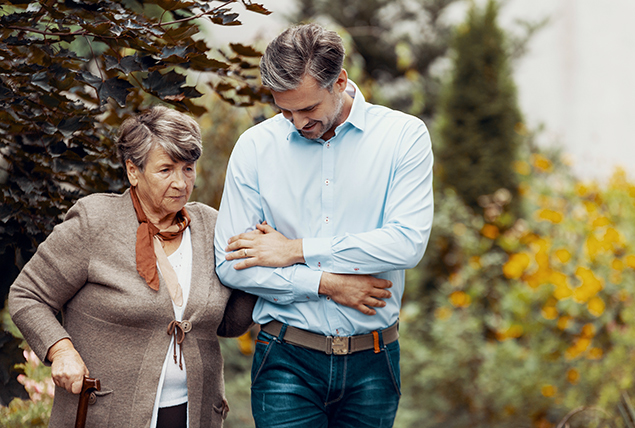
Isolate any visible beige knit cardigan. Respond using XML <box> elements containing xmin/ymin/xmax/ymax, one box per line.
<box><xmin>9</xmin><ymin>190</ymin><xmax>256</xmax><ymax>427</ymax></box>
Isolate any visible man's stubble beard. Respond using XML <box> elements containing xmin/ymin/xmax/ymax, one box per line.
<box><xmin>300</xmin><ymin>93</ymin><xmax>345</xmax><ymax>140</ymax></box>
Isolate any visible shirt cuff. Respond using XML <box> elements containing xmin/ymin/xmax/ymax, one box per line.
<box><xmin>291</xmin><ymin>266</ymin><xmax>323</xmax><ymax>302</ymax></box>
<box><xmin>302</xmin><ymin>237</ymin><xmax>333</xmax><ymax>271</ymax></box>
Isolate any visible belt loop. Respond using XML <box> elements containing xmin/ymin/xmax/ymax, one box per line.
<box><xmin>278</xmin><ymin>323</ymin><xmax>288</xmax><ymax>341</ymax></box>
<box><xmin>372</xmin><ymin>331</ymin><xmax>380</xmax><ymax>354</ymax></box>
<box><xmin>378</xmin><ymin>327</ymin><xmax>386</xmax><ymax>350</ymax></box>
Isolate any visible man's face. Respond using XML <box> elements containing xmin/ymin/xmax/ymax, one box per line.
<box><xmin>271</xmin><ymin>72</ymin><xmax>347</xmax><ymax>141</ymax></box>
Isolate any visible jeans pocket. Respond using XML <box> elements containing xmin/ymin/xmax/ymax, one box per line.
<box><xmin>251</xmin><ymin>330</ymin><xmax>276</xmax><ymax>386</ymax></box>
<box><xmin>383</xmin><ymin>340</ymin><xmax>401</xmax><ymax>396</ymax></box>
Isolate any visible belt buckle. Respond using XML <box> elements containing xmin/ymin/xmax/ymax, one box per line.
<box><xmin>331</xmin><ymin>336</ymin><xmax>349</xmax><ymax>355</ymax></box>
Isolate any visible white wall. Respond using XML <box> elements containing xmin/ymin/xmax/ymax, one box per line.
<box><xmin>501</xmin><ymin>0</ymin><xmax>635</xmax><ymax>181</ymax></box>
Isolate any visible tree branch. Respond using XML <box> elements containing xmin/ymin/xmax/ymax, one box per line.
<box><xmin>7</xmin><ymin>26</ymin><xmax>88</xmax><ymax>37</ymax></box>
<box><xmin>8</xmin><ymin>0</ymin><xmax>237</xmax><ymax>38</ymax></box>
<box><xmin>155</xmin><ymin>0</ymin><xmax>234</xmax><ymax>27</ymax></box>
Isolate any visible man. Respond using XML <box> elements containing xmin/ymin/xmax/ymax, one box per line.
<box><xmin>214</xmin><ymin>23</ymin><xmax>433</xmax><ymax>427</ymax></box>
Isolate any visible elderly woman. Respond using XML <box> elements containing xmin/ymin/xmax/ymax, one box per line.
<box><xmin>9</xmin><ymin>106</ymin><xmax>256</xmax><ymax>427</ymax></box>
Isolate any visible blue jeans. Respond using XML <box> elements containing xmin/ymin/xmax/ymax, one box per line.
<box><xmin>250</xmin><ymin>326</ymin><xmax>401</xmax><ymax>428</ymax></box>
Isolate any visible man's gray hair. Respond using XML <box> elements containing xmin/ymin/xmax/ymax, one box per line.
<box><xmin>117</xmin><ymin>106</ymin><xmax>202</xmax><ymax>171</ymax></box>
<box><xmin>260</xmin><ymin>23</ymin><xmax>345</xmax><ymax>92</ymax></box>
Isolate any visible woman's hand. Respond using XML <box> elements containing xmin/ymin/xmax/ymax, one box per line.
<box><xmin>47</xmin><ymin>338</ymin><xmax>89</xmax><ymax>394</ymax></box>
<box><xmin>225</xmin><ymin>223</ymin><xmax>304</xmax><ymax>270</ymax></box>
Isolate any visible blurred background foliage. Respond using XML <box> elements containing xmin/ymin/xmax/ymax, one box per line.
<box><xmin>3</xmin><ymin>0</ymin><xmax>635</xmax><ymax>427</ymax></box>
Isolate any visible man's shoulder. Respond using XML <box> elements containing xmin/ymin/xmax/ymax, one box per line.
<box><xmin>358</xmin><ymin>102</ymin><xmax>431</xmax><ymax>157</ymax></box>
<box><xmin>365</xmin><ymin>102</ymin><xmax>425</xmax><ymax>126</ymax></box>
<box><xmin>232</xmin><ymin>114</ymin><xmax>292</xmax><ymax>159</ymax></box>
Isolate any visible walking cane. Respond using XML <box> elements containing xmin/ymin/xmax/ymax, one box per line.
<box><xmin>75</xmin><ymin>377</ymin><xmax>101</xmax><ymax>428</ymax></box>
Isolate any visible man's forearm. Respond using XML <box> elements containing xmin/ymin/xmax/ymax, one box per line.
<box><xmin>224</xmin><ymin>223</ymin><xmax>305</xmax><ymax>270</ymax></box>
<box><xmin>318</xmin><ymin>272</ymin><xmax>392</xmax><ymax>316</ymax></box>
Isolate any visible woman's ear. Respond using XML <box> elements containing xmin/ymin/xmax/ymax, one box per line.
<box><xmin>126</xmin><ymin>159</ymin><xmax>139</xmax><ymax>186</ymax></box>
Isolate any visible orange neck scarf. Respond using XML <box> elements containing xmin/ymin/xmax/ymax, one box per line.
<box><xmin>130</xmin><ymin>186</ymin><xmax>190</xmax><ymax>306</ymax></box>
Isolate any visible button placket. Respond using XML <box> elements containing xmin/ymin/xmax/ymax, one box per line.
<box><xmin>321</xmin><ymin>140</ymin><xmax>334</xmax><ymax>235</ymax></box>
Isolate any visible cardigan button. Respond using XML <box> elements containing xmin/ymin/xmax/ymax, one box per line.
<box><xmin>180</xmin><ymin>320</ymin><xmax>192</xmax><ymax>333</ymax></box>
<box><xmin>88</xmin><ymin>392</ymin><xmax>97</xmax><ymax>405</ymax></box>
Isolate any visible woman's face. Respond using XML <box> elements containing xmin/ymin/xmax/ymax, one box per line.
<box><xmin>126</xmin><ymin>144</ymin><xmax>196</xmax><ymax>223</ymax></box>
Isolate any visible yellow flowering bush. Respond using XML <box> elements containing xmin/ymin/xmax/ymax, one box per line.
<box><xmin>398</xmin><ymin>147</ymin><xmax>635</xmax><ymax>427</ymax></box>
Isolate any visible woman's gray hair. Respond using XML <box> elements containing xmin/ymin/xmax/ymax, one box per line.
<box><xmin>260</xmin><ymin>23</ymin><xmax>345</xmax><ymax>92</ymax></box>
<box><xmin>116</xmin><ymin>106</ymin><xmax>202</xmax><ymax>171</ymax></box>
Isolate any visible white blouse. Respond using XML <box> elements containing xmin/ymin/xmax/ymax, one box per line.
<box><xmin>150</xmin><ymin>227</ymin><xmax>192</xmax><ymax>428</ymax></box>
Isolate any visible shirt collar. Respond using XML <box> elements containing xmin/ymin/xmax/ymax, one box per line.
<box><xmin>343</xmin><ymin>79</ymin><xmax>366</xmax><ymax>132</ymax></box>
<box><xmin>284</xmin><ymin>78</ymin><xmax>367</xmax><ymax>140</ymax></box>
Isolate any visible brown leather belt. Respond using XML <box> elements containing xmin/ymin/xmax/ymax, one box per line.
<box><xmin>261</xmin><ymin>320</ymin><xmax>399</xmax><ymax>355</ymax></box>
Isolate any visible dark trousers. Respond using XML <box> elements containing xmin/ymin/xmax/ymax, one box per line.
<box><xmin>157</xmin><ymin>402</ymin><xmax>187</xmax><ymax>428</ymax></box>
<box><xmin>251</xmin><ymin>327</ymin><xmax>401</xmax><ymax>428</ymax></box>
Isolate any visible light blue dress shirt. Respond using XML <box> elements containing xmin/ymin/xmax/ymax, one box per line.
<box><xmin>214</xmin><ymin>81</ymin><xmax>434</xmax><ymax>336</ymax></box>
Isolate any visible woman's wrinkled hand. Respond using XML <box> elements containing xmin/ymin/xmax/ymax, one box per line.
<box><xmin>47</xmin><ymin>338</ymin><xmax>89</xmax><ymax>394</ymax></box>
<box><xmin>225</xmin><ymin>222</ymin><xmax>304</xmax><ymax>270</ymax></box>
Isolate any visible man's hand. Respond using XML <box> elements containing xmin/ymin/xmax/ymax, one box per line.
<box><xmin>319</xmin><ymin>272</ymin><xmax>392</xmax><ymax>316</ymax></box>
<box><xmin>47</xmin><ymin>338</ymin><xmax>89</xmax><ymax>394</ymax></box>
<box><xmin>225</xmin><ymin>223</ymin><xmax>304</xmax><ymax>270</ymax></box>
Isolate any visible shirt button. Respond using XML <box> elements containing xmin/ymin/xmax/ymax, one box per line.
<box><xmin>325</xmin><ymin>217</ymin><xmax>329</xmax><ymax>223</ymax></box>
<box><xmin>326</xmin><ymin>296</ymin><xmax>331</xmax><ymax>301</ymax></box>
<box><xmin>326</xmin><ymin>143</ymin><xmax>330</xmax><ymax>148</ymax></box>
<box><xmin>325</xmin><ymin>179</ymin><xmax>330</xmax><ymax>186</ymax></box>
